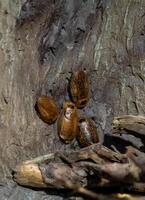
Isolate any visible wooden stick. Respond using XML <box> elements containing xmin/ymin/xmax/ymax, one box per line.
<box><xmin>112</xmin><ymin>115</ymin><xmax>145</xmax><ymax>137</ymax></box>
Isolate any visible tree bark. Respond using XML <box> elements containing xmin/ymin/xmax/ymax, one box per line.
<box><xmin>1</xmin><ymin>0</ymin><xmax>145</xmax><ymax>199</ymax></box>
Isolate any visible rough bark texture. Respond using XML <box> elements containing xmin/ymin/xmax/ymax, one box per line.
<box><xmin>1</xmin><ymin>0</ymin><xmax>145</xmax><ymax>199</ymax></box>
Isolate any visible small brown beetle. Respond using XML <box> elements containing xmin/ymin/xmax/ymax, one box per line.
<box><xmin>76</xmin><ymin>116</ymin><xmax>99</xmax><ymax>147</ymax></box>
<box><xmin>69</xmin><ymin>69</ymin><xmax>89</xmax><ymax>108</ymax></box>
<box><xmin>35</xmin><ymin>95</ymin><xmax>59</xmax><ymax>124</ymax></box>
<box><xmin>57</xmin><ymin>100</ymin><xmax>78</xmax><ymax>144</ymax></box>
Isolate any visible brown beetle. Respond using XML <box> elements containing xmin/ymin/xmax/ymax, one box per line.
<box><xmin>35</xmin><ymin>95</ymin><xmax>59</xmax><ymax>124</ymax></box>
<box><xmin>57</xmin><ymin>100</ymin><xmax>78</xmax><ymax>144</ymax></box>
<box><xmin>76</xmin><ymin>116</ymin><xmax>99</xmax><ymax>147</ymax></box>
<box><xmin>69</xmin><ymin>69</ymin><xmax>89</xmax><ymax>108</ymax></box>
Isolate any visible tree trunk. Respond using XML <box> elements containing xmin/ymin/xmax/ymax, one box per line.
<box><xmin>0</xmin><ymin>0</ymin><xmax>145</xmax><ymax>199</ymax></box>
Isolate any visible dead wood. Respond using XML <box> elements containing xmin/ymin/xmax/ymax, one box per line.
<box><xmin>13</xmin><ymin>142</ymin><xmax>145</xmax><ymax>199</ymax></box>
<box><xmin>126</xmin><ymin>146</ymin><xmax>145</xmax><ymax>167</ymax></box>
<box><xmin>13</xmin><ymin>115</ymin><xmax>145</xmax><ymax>199</ymax></box>
<box><xmin>112</xmin><ymin>115</ymin><xmax>145</xmax><ymax>137</ymax></box>
<box><xmin>59</xmin><ymin>143</ymin><xmax>127</xmax><ymax>163</ymax></box>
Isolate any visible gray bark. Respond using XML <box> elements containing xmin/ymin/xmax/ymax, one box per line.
<box><xmin>0</xmin><ymin>0</ymin><xmax>145</xmax><ymax>199</ymax></box>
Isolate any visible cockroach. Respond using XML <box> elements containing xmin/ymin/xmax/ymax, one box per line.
<box><xmin>35</xmin><ymin>95</ymin><xmax>59</xmax><ymax>124</ymax></box>
<box><xmin>69</xmin><ymin>69</ymin><xmax>89</xmax><ymax>108</ymax></box>
<box><xmin>57</xmin><ymin>100</ymin><xmax>78</xmax><ymax>144</ymax></box>
<box><xmin>77</xmin><ymin>116</ymin><xmax>99</xmax><ymax>147</ymax></box>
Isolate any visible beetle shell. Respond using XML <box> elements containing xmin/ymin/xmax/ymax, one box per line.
<box><xmin>35</xmin><ymin>95</ymin><xmax>59</xmax><ymax>124</ymax></box>
<box><xmin>76</xmin><ymin>116</ymin><xmax>99</xmax><ymax>147</ymax></box>
<box><xmin>57</xmin><ymin>100</ymin><xmax>78</xmax><ymax>144</ymax></box>
<box><xmin>69</xmin><ymin>69</ymin><xmax>89</xmax><ymax>108</ymax></box>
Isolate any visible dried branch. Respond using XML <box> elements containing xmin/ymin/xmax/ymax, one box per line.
<box><xmin>126</xmin><ymin>146</ymin><xmax>145</xmax><ymax>166</ymax></box>
<box><xmin>13</xmin><ymin>143</ymin><xmax>145</xmax><ymax>192</ymax></box>
<box><xmin>13</xmin><ymin>114</ymin><xmax>145</xmax><ymax>199</ymax></box>
<box><xmin>112</xmin><ymin>115</ymin><xmax>145</xmax><ymax>137</ymax></box>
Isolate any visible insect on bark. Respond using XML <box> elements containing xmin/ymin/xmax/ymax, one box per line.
<box><xmin>76</xmin><ymin>116</ymin><xmax>99</xmax><ymax>147</ymax></box>
<box><xmin>69</xmin><ymin>69</ymin><xmax>89</xmax><ymax>108</ymax></box>
<box><xmin>35</xmin><ymin>96</ymin><xmax>59</xmax><ymax>124</ymax></box>
<box><xmin>57</xmin><ymin>100</ymin><xmax>78</xmax><ymax>144</ymax></box>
